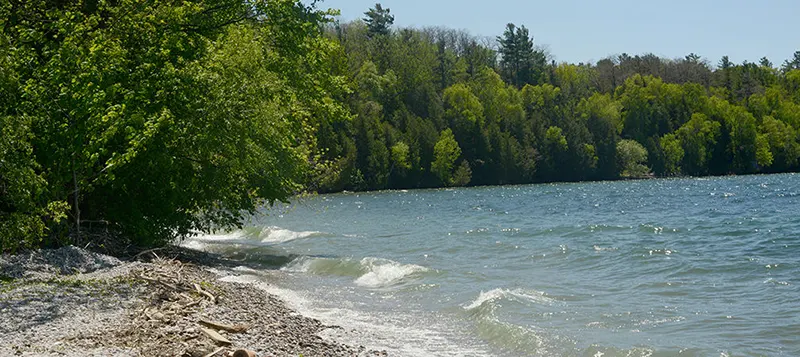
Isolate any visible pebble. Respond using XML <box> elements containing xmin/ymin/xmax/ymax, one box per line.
<box><xmin>0</xmin><ymin>247</ymin><xmax>389</xmax><ymax>356</ymax></box>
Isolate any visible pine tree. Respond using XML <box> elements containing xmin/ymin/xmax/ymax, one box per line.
<box><xmin>363</xmin><ymin>3</ymin><xmax>394</xmax><ymax>38</ymax></box>
<box><xmin>497</xmin><ymin>23</ymin><xmax>546</xmax><ymax>87</ymax></box>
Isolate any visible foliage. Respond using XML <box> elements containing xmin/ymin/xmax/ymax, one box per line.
<box><xmin>497</xmin><ymin>23</ymin><xmax>547</xmax><ymax>87</ymax></box>
<box><xmin>1</xmin><ymin>0</ymin><xmax>347</xmax><ymax>251</ymax></box>
<box><xmin>363</xmin><ymin>3</ymin><xmax>394</xmax><ymax>38</ymax></box>
<box><xmin>616</xmin><ymin>140</ymin><xmax>650</xmax><ymax>178</ymax></box>
<box><xmin>319</xmin><ymin>6</ymin><xmax>800</xmax><ymax>191</ymax></box>
<box><xmin>431</xmin><ymin>129</ymin><xmax>463</xmax><ymax>186</ymax></box>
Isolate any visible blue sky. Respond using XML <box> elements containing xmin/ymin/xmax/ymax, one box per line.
<box><xmin>320</xmin><ymin>0</ymin><xmax>798</xmax><ymax>67</ymax></box>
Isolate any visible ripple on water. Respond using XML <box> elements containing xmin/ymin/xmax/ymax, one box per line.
<box><xmin>199</xmin><ymin>174</ymin><xmax>800</xmax><ymax>356</ymax></box>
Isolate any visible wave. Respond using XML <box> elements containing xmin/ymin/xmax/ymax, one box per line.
<box><xmin>257</xmin><ymin>226</ymin><xmax>321</xmax><ymax>243</ymax></box>
<box><xmin>463</xmin><ymin>288</ymin><xmax>556</xmax><ymax>311</ymax></box>
<box><xmin>219</xmin><ymin>273</ymin><xmax>491</xmax><ymax>356</ymax></box>
<box><xmin>283</xmin><ymin>256</ymin><xmax>430</xmax><ymax>288</ymax></box>
<box><xmin>461</xmin><ymin>288</ymin><xmax>571</xmax><ymax>355</ymax></box>
<box><xmin>181</xmin><ymin>226</ymin><xmax>322</xmax><ymax>251</ymax></box>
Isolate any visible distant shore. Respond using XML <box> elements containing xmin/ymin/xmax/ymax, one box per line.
<box><xmin>0</xmin><ymin>246</ymin><xmax>386</xmax><ymax>357</ymax></box>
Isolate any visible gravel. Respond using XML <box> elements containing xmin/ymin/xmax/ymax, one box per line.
<box><xmin>0</xmin><ymin>247</ymin><xmax>387</xmax><ymax>357</ymax></box>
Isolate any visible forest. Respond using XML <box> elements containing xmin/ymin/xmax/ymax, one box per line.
<box><xmin>313</xmin><ymin>4</ymin><xmax>800</xmax><ymax>192</ymax></box>
<box><xmin>2</xmin><ymin>0</ymin><xmax>800</xmax><ymax>252</ymax></box>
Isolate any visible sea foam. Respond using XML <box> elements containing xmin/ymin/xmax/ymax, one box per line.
<box><xmin>354</xmin><ymin>257</ymin><xmax>430</xmax><ymax>288</ymax></box>
<box><xmin>181</xmin><ymin>226</ymin><xmax>321</xmax><ymax>250</ymax></box>
<box><xmin>283</xmin><ymin>256</ymin><xmax>430</xmax><ymax>288</ymax></box>
<box><xmin>463</xmin><ymin>288</ymin><xmax>556</xmax><ymax>311</ymax></box>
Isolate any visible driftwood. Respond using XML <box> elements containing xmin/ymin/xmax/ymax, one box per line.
<box><xmin>194</xmin><ymin>283</ymin><xmax>217</xmax><ymax>303</ymax></box>
<box><xmin>138</xmin><ymin>274</ymin><xmax>180</xmax><ymax>291</ymax></box>
<box><xmin>200</xmin><ymin>327</ymin><xmax>231</xmax><ymax>346</ymax></box>
<box><xmin>199</xmin><ymin>319</ymin><xmax>248</xmax><ymax>333</ymax></box>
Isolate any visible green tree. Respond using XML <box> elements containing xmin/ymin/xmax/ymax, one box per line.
<box><xmin>0</xmin><ymin>115</ymin><xmax>68</xmax><ymax>252</ymax></box>
<box><xmin>616</xmin><ymin>139</ymin><xmax>650</xmax><ymax>178</ymax></box>
<box><xmin>452</xmin><ymin>160</ymin><xmax>473</xmax><ymax>186</ymax></box>
<box><xmin>580</xmin><ymin>93</ymin><xmax>621</xmax><ymax>179</ymax></box>
<box><xmin>674</xmin><ymin>113</ymin><xmax>721</xmax><ymax>175</ymax></box>
<box><xmin>391</xmin><ymin>141</ymin><xmax>412</xmax><ymax>171</ymax></box>
<box><xmin>363</xmin><ymin>3</ymin><xmax>394</xmax><ymax>38</ymax></box>
<box><xmin>759</xmin><ymin>116</ymin><xmax>800</xmax><ymax>171</ymax></box>
<box><xmin>2</xmin><ymin>0</ymin><xmax>347</xmax><ymax>249</ymax></box>
<box><xmin>782</xmin><ymin>51</ymin><xmax>800</xmax><ymax>73</ymax></box>
<box><xmin>540</xmin><ymin>126</ymin><xmax>569</xmax><ymax>180</ymax></box>
<box><xmin>660</xmin><ymin>133</ymin><xmax>684</xmax><ymax>176</ymax></box>
<box><xmin>431</xmin><ymin>129</ymin><xmax>463</xmax><ymax>186</ymax></box>
<box><xmin>497</xmin><ymin>23</ymin><xmax>546</xmax><ymax>87</ymax></box>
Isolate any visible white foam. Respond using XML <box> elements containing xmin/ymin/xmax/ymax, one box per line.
<box><xmin>354</xmin><ymin>257</ymin><xmax>429</xmax><ymax>288</ymax></box>
<box><xmin>281</xmin><ymin>255</ymin><xmax>316</xmax><ymax>273</ymax></box>
<box><xmin>179</xmin><ymin>230</ymin><xmax>247</xmax><ymax>250</ymax></box>
<box><xmin>180</xmin><ymin>226</ymin><xmax>321</xmax><ymax>251</ymax></box>
<box><xmin>220</xmin><ymin>272</ymin><xmax>490</xmax><ymax>356</ymax></box>
<box><xmin>258</xmin><ymin>226</ymin><xmax>320</xmax><ymax>243</ymax></box>
<box><xmin>464</xmin><ymin>288</ymin><xmax>556</xmax><ymax>310</ymax></box>
<box><xmin>593</xmin><ymin>245</ymin><xmax>619</xmax><ymax>252</ymax></box>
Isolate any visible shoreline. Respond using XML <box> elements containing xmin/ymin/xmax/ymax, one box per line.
<box><xmin>0</xmin><ymin>246</ymin><xmax>387</xmax><ymax>357</ymax></box>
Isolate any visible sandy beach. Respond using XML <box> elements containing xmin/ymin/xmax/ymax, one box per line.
<box><xmin>0</xmin><ymin>246</ymin><xmax>387</xmax><ymax>357</ymax></box>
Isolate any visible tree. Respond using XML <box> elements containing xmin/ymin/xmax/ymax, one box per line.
<box><xmin>580</xmin><ymin>93</ymin><xmax>621</xmax><ymax>179</ymax></box>
<box><xmin>717</xmin><ymin>55</ymin><xmax>734</xmax><ymax>99</ymax></box>
<box><xmin>443</xmin><ymin>83</ymin><xmax>484</xmax><ymax>150</ymax></box>
<box><xmin>497</xmin><ymin>23</ymin><xmax>546</xmax><ymax>87</ymax></box>
<box><xmin>452</xmin><ymin>160</ymin><xmax>472</xmax><ymax>186</ymax></box>
<box><xmin>391</xmin><ymin>141</ymin><xmax>412</xmax><ymax>171</ymax></box>
<box><xmin>1</xmin><ymin>0</ymin><xmax>348</xmax><ymax>249</ymax></box>
<box><xmin>616</xmin><ymin>140</ymin><xmax>650</xmax><ymax>178</ymax></box>
<box><xmin>782</xmin><ymin>51</ymin><xmax>800</xmax><ymax>73</ymax></box>
<box><xmin>0</xmin><ymin>115</ymin><xmax>68</xmax><ymax>252</ymax></box>
<box><xmin>540</xmin><ymin>126</ymin><xmax>569</xmax><ymax>180</ymax></box>
<box><xmin>660</xmin><ymin>134</ymin><xmax>684</xmax><ymax>176</ymax></box>
<box><xmin>673</xmin><ymin>113</ymin><xmax>721</xmax><ymax>175</ymax></box>
<box><xmin>431</xmin><ymin>129</ymin><xmax>463</xmax><ymax>186</ymax></box>
<box><xmin>363</xmin><ymin>3</ymin><xmax>394</xmax><ymax>38</ymax></box>
<box><xmin>759</xmin><ymin>116</ymin><xmax>800</xmax><ymax>171</ymax></box>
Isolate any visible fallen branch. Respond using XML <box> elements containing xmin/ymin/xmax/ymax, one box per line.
<box><xmin>138</xmin><ymin>274</ymin><xmax>180</xmax><ymax>291</ymax></box>
<box><xmin>183</xmin><ymin>299</ymin><xmax>202</xmax><ymax>309</ymax></box>
<box><xmin>194</xmin><ymin>283</ymin><xmax>216</xmax><ymax>303</ymax></box>
<box><xmin>200</xmin><ymin>327</ymin><xmax>231</xmax><ymax>346</ymax></box>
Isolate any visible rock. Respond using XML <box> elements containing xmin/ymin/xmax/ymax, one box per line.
<box><xmin>232</xmin><ymin>349</ymin><xmax>257</xmax><ymax>357</ymax></box>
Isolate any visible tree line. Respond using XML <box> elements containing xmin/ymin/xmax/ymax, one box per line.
<box><xmin>2</xmin><ymin>1</ymin><xmax>799</xmax><ymax>252</ymax></box>
<box><xmin>309</xmin><ymin>4</ymin><xmax>800</xmax><ymax>193</ymax></box>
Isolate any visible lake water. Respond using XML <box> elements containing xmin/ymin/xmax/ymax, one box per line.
<box><xmin>184</xmin><ymin>174</ymin><xmax>800</xmax><ymax>356</ymax></box>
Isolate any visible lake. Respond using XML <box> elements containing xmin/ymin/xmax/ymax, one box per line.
<box><xmin>184</xmin><ymin>174</ymin><xmax>800</xmax><ymax>356</ymax></box>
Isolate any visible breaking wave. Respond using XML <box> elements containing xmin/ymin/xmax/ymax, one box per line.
<box><xmin>283</xmin><ymin>256</ymin><xmax>431</xmax><ymax>288</ymax></box>
<box><xmin>181</xmin><ymin>226</ymin><xmax>322</xmax><ymax>251</ymax></box>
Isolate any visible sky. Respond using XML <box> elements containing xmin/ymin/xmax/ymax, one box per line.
<box><xmin>319</xmin><ymin>0</ymin><xmax>799</xmax><ymax>67</ymax></box>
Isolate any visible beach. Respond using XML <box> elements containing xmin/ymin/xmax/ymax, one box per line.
<box><xmin>0</xmin><ymin>246</ymin><xmax>386</xmax><ymax>357</ymax></box>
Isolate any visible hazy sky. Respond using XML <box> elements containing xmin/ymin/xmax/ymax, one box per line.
<box><xmin>321</xmin><ymin>0</ymin><xmax>798</xmax><ymax>66</ymax></box>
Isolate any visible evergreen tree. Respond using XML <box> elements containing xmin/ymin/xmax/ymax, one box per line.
<box><xmin>497</xmin><ymin>23</ymin><xmax>546</xmax><ymax>87</ymax></box>
<box><xmin>363</xmin><ymin>3</ymin><xmax>394</xmax><ymax>38</ymax></box>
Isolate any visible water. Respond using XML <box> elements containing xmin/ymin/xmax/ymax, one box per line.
<box><xmin>184</xmin><ymin>174</ymin><xmax>800</xmax><ymax>356</ymax></box>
